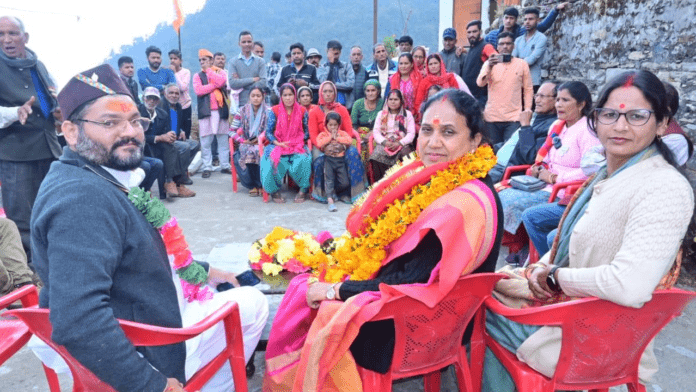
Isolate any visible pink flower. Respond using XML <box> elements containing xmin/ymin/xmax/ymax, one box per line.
<box><xmin>285</xmin><ymin>258</ymin><xmax>311</xmax><ymax>274</ymax></box>
<box><xmin>316</xmin><ymin>231</ymin><xmax>333</xmax><ymax>244</ymax></box>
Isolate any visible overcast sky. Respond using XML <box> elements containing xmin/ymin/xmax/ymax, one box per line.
<box><xmin>0</xmin><ymin>0</ymin><xmax>206</xmax><ymax>88</ymax></box>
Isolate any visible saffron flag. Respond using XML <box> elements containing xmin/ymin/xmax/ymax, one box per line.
<box><xmin>173</xmin><ymin>0</ymin><xmax>184</xmax><ymax>34</ymax></box>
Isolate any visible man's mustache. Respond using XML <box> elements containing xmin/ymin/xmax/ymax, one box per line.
<box><xmin>112</xmin><ymin>138</ymin><xmax>143</xmax><ymax>151</ymax></box>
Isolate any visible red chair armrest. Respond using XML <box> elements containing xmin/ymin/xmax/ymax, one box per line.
<box><xmin>549</xmin><ymin>180</ymin><xmax>585</xmax><ymax>201</ymax></box>
<box><xmin>0</xmin><ymin>285</ymin><xmax>38</xmax><ymax>309</ymax></box>
<box><xmin>502</xmin><ymin>165</ymin><xmax>532</xmax><ymax>181</ymax></box>
<box><xmin>119</xmin><ymin>302</ymin><xmax>240</xmax><ymax>346</ymax></box>
<box><xmin>368</xmin><ymin>134</ymin><xmax>375</xmax><ymax>155</ymax></box>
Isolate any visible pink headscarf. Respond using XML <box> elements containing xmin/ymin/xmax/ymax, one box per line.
<box><xmin>270</xmin><ymin>83</ymin><xmax>306</xmax><ymax>168</ymax></box>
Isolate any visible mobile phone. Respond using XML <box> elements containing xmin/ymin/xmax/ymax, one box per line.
<box><xmin>502</xmin><ymin>54</ymin><xmax>512</xmax><ymax>63</ymax></box>
<box><xmin>216</xmin><ymin>270</ymin><xmax>261</xmax><ymax>292</ymax></box>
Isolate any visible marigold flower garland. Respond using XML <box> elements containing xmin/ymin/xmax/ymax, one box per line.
<box><xmin>128</xmin><ymin>187</ymin><xmax>212</xmax><ymax>302</ymax></box>
<box><xmin>250</xmin><ymin>145</ymin><xmax>497</xmax><ymax>283</ymax></box>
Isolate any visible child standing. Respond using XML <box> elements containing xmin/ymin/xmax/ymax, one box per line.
<box><xmin>316</xmin><ymin>112</ymin><xmax>353</xmax><ymax>212</ymax></box>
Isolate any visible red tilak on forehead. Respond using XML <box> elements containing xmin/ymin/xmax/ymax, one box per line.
<box><xmin>619</xmin><ymin>103</ymin><xmax>626</xmax><ymax>109</ymax></box>
<box><xmin>433</xmin><ymin>118</ymin><xmax>441</xmax><ymax>126</ymax></box>
<box><xmin>107</xmin><ymin>101</ymin><xmax>136</xmax><ymax>113</ymax></box>
<box><xmin>623</xmin><ymin>74</ymin><xmax>635</xmax><ymax>88</ymax></box>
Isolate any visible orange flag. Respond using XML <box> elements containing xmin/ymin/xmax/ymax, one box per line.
<box><xmin>173</xmin><ymin>0</ymin><xmax>184</xmax><ymax>34</ymax></box>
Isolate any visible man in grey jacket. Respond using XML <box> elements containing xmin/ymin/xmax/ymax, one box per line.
<box><xmin>317</xmin><ymin>40</ymin><xmax>354</xmax><ymax>107</ymax></box>
<box><xmin>228</xmin><ymin>30</ymin><xmax>267</xmax><ymax>107</ymax></box>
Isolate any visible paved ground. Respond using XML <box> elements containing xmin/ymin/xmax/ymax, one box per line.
<box><xmin>1</xmin><ymin>171</ymin><xmax>695</xmax><ymax>391</ymax></box>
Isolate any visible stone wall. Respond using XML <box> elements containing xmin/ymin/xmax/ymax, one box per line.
<box><xmin>524</xmin><ymin>0</ymin><xmax>696</xmax><ymax>136</ymax></box>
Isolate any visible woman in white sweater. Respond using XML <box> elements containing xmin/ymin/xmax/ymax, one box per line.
<box><xmin>483</xmin><ymin>70</ymin><xmax>695</xmax><ymax>391</ymax></box>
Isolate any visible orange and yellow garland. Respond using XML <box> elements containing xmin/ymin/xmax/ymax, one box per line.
<box><xmin>249</xmin><ymin>145</ymin><xmax>497</xmax><ymax>283</ymax></box>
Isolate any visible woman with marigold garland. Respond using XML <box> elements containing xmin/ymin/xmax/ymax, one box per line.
<box><xmin>262</xmin><ymin>89</ymin><xmax>504</xmax><ymax>391</ymax></box>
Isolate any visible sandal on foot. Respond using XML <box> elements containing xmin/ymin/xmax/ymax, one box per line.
<box><xmin>272</xmin><ymin>192</ymin><xmax>285</xmax><ymax>203</ymax></box>
<box><xmin>249</xmin><ymin>188</ymin><xmax>260</xmax><ymax>197</ymax></box>
<box><xmin>294</xmin><ymin>191</ymin><xmax>306</xmax><ymax>203</ymax></box>
<box><xmin>328</xmin><ymin>203</ymin><xmax>338</xmax><ymax>212</ymax></box>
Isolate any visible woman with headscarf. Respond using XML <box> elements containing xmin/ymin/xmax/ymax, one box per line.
<box><xmin>309</xmin><ymin>82</ymin><xmax>366</xmax><ymax>203</ymax></box>
<box><xmin>414</xmin><ymin>53</ymin><xmax>459</xmax><ymax>115</ymax></box>
<box><xmin>369</xmin><ymin>89</ymin><xmax>417</xmax><ymax>182</ymax></box>
<box><xmin>297</xmin><ymin>86</ymin><xmax>315</xmax><ymax>113</ymax></box>
<box><xmin>412</xmin><ymin>46</ymin><xmax>428</xmax><ymax>78</ymax></box>
<box><xmin>350</xmin><ymin>79</ymin><xmax>384</xmax><ymax>166</ymax></box>
<box><xmin>230</xmin><ymin>86</ymin><xmax>268</xmax><ymax>196</ymax></box>
<box><xmin>260</xmin><ymin>83</ymin><xmax>312</xmax><ymax>203</ymax></box>
<box><xmin>389</xmin><ymin>53</ymin><xmax>423</xmax><ymax>124</ymax></box>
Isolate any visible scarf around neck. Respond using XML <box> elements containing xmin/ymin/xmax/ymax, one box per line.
<box><xmin>318</xmin><ymin>81</ymin><xmax>340</xmax><ymax>111</ymax></box>
<box><xmin>270</xmin><ymin>84</ymin><xmax>306</xmax><ymax>167</ymax></box>
<box><xmin>424</xmin><ymin>53</ymin><xmax>456</xmax><ymax>87</ymax></box>
<box><xmin>241</xmin><ymin>102</ymin><xmax>268</xmax><ymax>139</ymax></box>
<box><xmin>550</xmin><ymin>145</ymin><xmax>660</xmax><ymax>268</ymax></box>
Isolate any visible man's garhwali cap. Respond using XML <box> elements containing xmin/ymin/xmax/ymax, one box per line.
<box><xmin>58</xmin><ymin>64</ymin><xmax>133</xmax><ymax>119</ymax></box>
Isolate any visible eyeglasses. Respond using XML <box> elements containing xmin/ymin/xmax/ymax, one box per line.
<box><xmin>74</xmin><ymin>117</ymin><xmax>151</xmax><ymax>130</ymax></box>
<box><xmin>533</xmin><ymin>93</ymin><xmax>555</xmax><ymax>99</ymax></box>
<box><xmin>594</xmin><ymin>108</ymin><xmax>654</xmax><ymax>126</ymax></box>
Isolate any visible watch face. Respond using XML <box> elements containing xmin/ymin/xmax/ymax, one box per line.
<box><xmin>326</xmin><ymin>287</ymin><xmax>335</xmax><ymax>300</ymax></box>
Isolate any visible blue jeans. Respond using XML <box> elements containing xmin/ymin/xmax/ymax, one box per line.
<box><xmin>0</xmin><ymin>158</ymin><xmax>54</xmax><ymax>264</ymax></box>
<box><xmin>521</xmin><ymin>202</ymin><xmax>566</xmax><ymax>257</ymax></box>
<box><xmin>140</xmin><ymin>156</ymin><xmax>165</xmax><ymax>199</ymax></box>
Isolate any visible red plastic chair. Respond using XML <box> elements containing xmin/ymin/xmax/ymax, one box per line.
<box><xmin>356</xmin><ymin>273</ymin><xmax>505</xmax><ymax>392</ymax></box>
<box><xmin>228</xmin><ymin>132</ymin><xmax>239</xmax><ymax>193</ymax></box>
<box><xmin>499</xmin><ymin>164</ymin><xmax>584</xmax><ymax>257</ymax></box>
<box><xmin>8</xmin><ymin>301</ymin><xmax>249</xmax><ymax>392</ymax></box>
<box><xmin>470</xmin><ymin>289</ymin><xmax>696</xmax><ymax>392</ymax></box>
<box><xmin>0</xmin><ymin>285</ymin><xmax>61</xmax><ymax>390</ymax></box>
<box><xmin>259</xmin><ymin>134</ymin><xmax>317</xmax><ymax>203</ymax></box>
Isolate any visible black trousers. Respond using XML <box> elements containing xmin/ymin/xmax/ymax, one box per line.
<box><xmin>324</xmin><ymin>156</ymin><xmax>349</xmax><ymax>200</ymax></box>
<box><xmin>486</xmin><ymin>121</ymin><xmax>520</xmax><ymax>148</ymax></box>
<box><xmin>0</xmin><ymin>158</ymin><xmax>54</xmax><ymax>265</ymax></box>
<box><xmin>181</xmin><ymin>106</ymin><xmax>193</xmax><ymax>139</ymax></box>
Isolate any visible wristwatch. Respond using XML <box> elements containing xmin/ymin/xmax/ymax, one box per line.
<box><xmin>546</xmin><ymin>266</ymin><xmax>562</xmax><ymax>292</ymax></box>
<box><xmin>326</xmin><ymin>284</ymin><xmax>339</xmax><ymax>300</ymax></box>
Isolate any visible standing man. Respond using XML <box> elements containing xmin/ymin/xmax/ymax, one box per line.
<box><xmin>461</xmin><ymin>20</ymin><xmax>497</xmax><ymax>107</ymax></box>
<box><xmin>32</xmin><ymin>63</ymin><xmax>267</xmax><ymax>392</ymax></box>
<box><xmin>266</xmin><ymin>51</ymin><xmax>282</xmax><ymax>102</ymax></box>
<box><xmin>168</xmin><ymin>49</ymin><xmax>192</xmax><ymax>139</ymax></box>
<box><xmin>349</xmin><ymin>45</ymin><xmax>368</xmax><ymax>111</ymax></box>
<box><xmin>118</xmin><ymin>56</ymin><xmax>141</xmax><ymax>105</ymax></box>
<box><xmin>306</xmin><ymin>48</ymin><xmax>322</xmax><ymax>67</ymax></box>
<box><xmin>485</xmin><ymin>3</ymin><xmax>569</xmax><ymax>45</ymax></box>
<box><xmin>0</xmin><ymin>16</ymin><xmax>62</xmax><ymax>265</ymax></box>
<box><xmin>228</xmin><ymin>30</ymin><xmax>266</xmax><ymax>107</ymax></box>
<box><xmin>137</xmin><ymin>46</ymin><xmax>175</xmax><ymax>92</ymax></box>
<box><xmin>392</xmin><ymin>35</ymin><xmax>413</xmax><ymax>62</ymax></box>
<box><xmin>513</xmin><ymin>8</ymin><xmax>548</xmax><ymax>92</ymax></box>
<box><xmin>476</xmin><ymin>32</ymin><xmax>533</xmax><ymax>146</ymax></box>
<box><xmin>277</xmin><ymin>42</ymin><xmax>320</xmax><ymax>91</ymax></box>
<box><xmin>367</xmin><ymin>43</ymin><xmax>396</xmax><ymax>98</ymax></box>
<box><xmin>317</xmin><ymin>40</ymin><xmax>354</xmax><ymax>107</ymax></box>
<box><xmin>440</xmin><ymin>28</ymin><xmax>464</xmax><ymax>77</ymax></box>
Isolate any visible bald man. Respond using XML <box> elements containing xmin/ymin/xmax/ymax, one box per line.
<box><xmin>0</xmin><ymin>16</ymin><xmax>62</xmax><ymax>265</ymax></box>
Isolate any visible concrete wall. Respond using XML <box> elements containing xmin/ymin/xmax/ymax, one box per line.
<box><xmin>534</xmin><ymin>0</ymin><xmax>696</xmax><ymax>136</ymax></box>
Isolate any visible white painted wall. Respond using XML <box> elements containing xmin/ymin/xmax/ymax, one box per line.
<box><xmin>438</xmin><ymin>0</ymin><xmax>454</xmax><ymax>51</ymax></box>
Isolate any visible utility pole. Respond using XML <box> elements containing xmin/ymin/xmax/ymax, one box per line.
<box><xmin>373</xmin><ymin>0</ymin><xmax>378</xmax><ymax>44</ymax></box>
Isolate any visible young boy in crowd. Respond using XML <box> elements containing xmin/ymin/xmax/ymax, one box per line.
<box><xmin>316</xmin><ymin>112</ymin><xmax>353</xmax><ymax>212</ymax></box>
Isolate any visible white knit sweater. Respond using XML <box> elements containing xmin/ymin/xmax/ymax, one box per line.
<box><xmin>518</xmin><ymin>154</ymin><xmax>694</xmax><ymax>381</ymax></box>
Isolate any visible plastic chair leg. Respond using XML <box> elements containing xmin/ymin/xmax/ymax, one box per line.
<box><xmin>43</xmin><ymin>365</ymin><xmax>61</xmax><ymax>392</ymax></box>
<box><xmin>423</xmin><ymin>370</ymin><xmax>441</xmax><ymax>392</ymax></box>
<box><xmin>454</xmin><ymin>356</ymin><xmax>474</xmax><ymax>392</ymax></box>
<box><xmin>357</xmin><ymin>366</ymin><xmax>392</xmax><ymax>392</ymax></box>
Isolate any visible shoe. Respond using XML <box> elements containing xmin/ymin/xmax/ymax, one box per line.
<box><xmin>177</xmin><ymin>184</ymin><xmax>196</xmax><ymax>197</ymax></box>
<box><xmin>164</xmin><ymin>181</ymin><xmax>179</xmax><ymax>198</ymax></box>
<box><xmin>220</xmin><ymin>168</ymin><xmax>232</xmax><ymax>174</ymax></box>
<box><xmin>249</xmin><ymin>188</ymin><xmax>260</xmax><ymax>197</ymax></box>
<box><xmin>328</xmin><ymin>203</ymin><xmax>338</xmax><ymax>212</ymax></box>
<box><xmin>202</xmin><ymin>170</ymin><xmax>211</xmax><ymax>178</ymax></box>
<box><xmin>179</xmin><ymin>175</ymin><xmax>193</xmax><ymax>185</ymax></box>
<box><xmin>212</xmin><ymin>158</ymin><xmax>220</xmax><ymax>166</ymax></box>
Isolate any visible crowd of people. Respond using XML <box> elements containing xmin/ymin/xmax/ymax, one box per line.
<box><xmin>1</xmin><ymin>4</ymin><xmax>695</xmax><ymax>392</ymax></box>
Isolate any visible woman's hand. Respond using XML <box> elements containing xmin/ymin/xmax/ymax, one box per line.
<box><xmin>529</xmin><ymin>164</ymin><xmax>543</xmax><ymax>178</ymax></box>
<box><xmin>306</xmin><ymin>282</ymin><xmax>332</xmax><ymax>309</ymax></box>
<box><xmin>207</xmin><ymin>267</ymin><xmax>240</xmax><ymax>288</ymax></box>
<box><xmin>528</xmin><ymin>265</ymin><xmax>555</xmax><ymax>300</ymax></box>
<box><xmin>538</xmin><ymin>168</ymin><xmax>557</xmax><ymax>184</ymax></box>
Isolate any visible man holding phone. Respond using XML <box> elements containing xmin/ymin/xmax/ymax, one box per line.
<box><xmin>277</xmin><ymin>42</ymin><xmax>320</xmax><ymax>92</ymax></box>
<box><xmin>476</xmin><ymin>32</ymin><xmax>533</xmax><ymax>147</ymax></box>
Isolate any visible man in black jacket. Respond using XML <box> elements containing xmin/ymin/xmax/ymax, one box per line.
<box><xmin>488</xmin><ymin>81</ymin><xmax>558</xmax><ymax>182</ymax></box>
<box><xmin>0</xmin><ymin>16</ymin><xmax>62</xmax><ymax>266</ymax></box>
<box><xmin>140</xmin><ymin>86</ymin><xmax>198</xmax><ymax>198</ymax></box>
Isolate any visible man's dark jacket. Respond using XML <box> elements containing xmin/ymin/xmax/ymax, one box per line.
<box><xmin>0</xmin><ymin>58</ymin><xmax>61</xmax><ymax>161</ymax></box>
<box><xmin>31</xmin><ymin>147</ymin><xmax>208</xmax><ymax>391</ymax></box>
<box><xmin>508</xmin><ymin>113</ymin><xmax>558</xmax><ymax>166</ymax></box>
<box><xmin>139</xmin><ymin>104</ymin><xmax>170</xmax><ymax>156</ymax></box>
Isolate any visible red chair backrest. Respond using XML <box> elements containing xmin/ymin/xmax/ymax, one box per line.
<box><xmin>369</xmin><ymin>273</ymin><xmax>504</xmax><ymax>379</ymax></box>
<box><xmin>494</xmin><ymin>289</ymin><xmax>696</xmax><ymax>386</ymax></box>
<box><xmin>8</xmin><ymin>308</ymin><xmax>117</xmax><ymax>392</ymax></box>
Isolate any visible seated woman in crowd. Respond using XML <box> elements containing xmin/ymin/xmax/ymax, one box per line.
<box><xmin>351</xmin><ymin>79</ymin><xmax>384</xmax><ymax>166</ymax></box>
<box><xmin>263</xmin><ymin>89</ymin><xmax>503</xmax><ymax>391</ymax></box>
<box><xmin>484</xmin><ymin>70</ymin><xmax>694</xmax><ymax>391</ymax></box>
<box><xmin>297</xmin><ymin>86</ymin><xmax>315</xmax><ymax>113</ymax></box>
<box><xmin>414</xmin><ymin>53</ymin><xmax>459</xmax><ymax>113</ymax></box>
<box><xmin>260</xmin><ymin>83</ymin><xmax>312</xmax><ymax>203</ymax></box>
<box><xmin>369</xmin><ymin>89</ymin><xmax>417</xmax><ymax>182</ymax></box>
<box><xmin>411</xmin><ymin>46</ymin><xmax>428</xmax><ymax>78</ymax></box>
<box><xmin>389</xmin><ymin>53</ymin><xmax>422</xmax><ymax>124</ymax></box>
<box><xmin>230</xmin><ymin>86</ymin><xmax>268</xmax><ymax>197</ymax></box>
<box><xmin>310</xmin><ymin>81</ymin><xmax>366</xmax><ymax>203</ymax></box>
<box><xmin>498</xmin><ymin>81</ymin><xmax>600</xmax><ymax>238</ymax></box>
